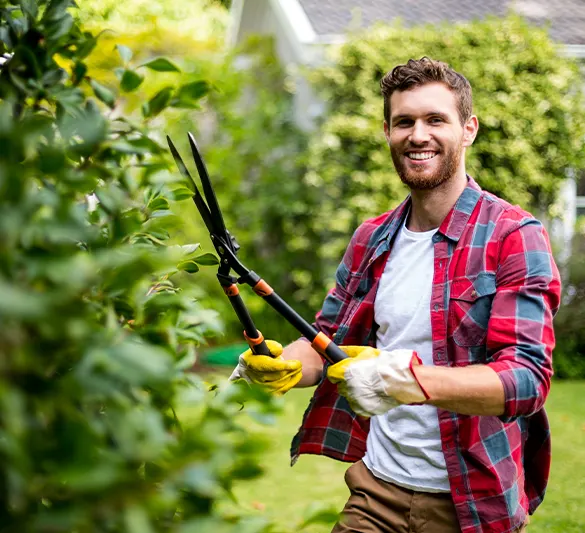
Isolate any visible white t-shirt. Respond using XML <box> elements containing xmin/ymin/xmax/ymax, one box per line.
<box><xmin>362</xmin><ymin>220</ymin><xmax>450</xmax><ymax>493</ymax></box>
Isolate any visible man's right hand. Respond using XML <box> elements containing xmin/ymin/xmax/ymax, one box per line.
<box><xmin>229</xmin><ymin>340</ymin><xmax>303</xmax><ymax>394</ymax></box>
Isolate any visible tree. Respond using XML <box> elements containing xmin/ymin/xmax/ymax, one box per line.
<box><xmin>0</xmin><ymin>1</ymin><xmax>281</xmax><ymax>530</ymax></box>
<box><xmin>306</xmin><ymin>15</ymin><xmax>585</xmax><ymax>266</ymax></box>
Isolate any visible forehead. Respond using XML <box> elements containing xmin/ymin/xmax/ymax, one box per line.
<box><xmin>389</xmin><ymin>82</ymin><xmax>459</xmax><ymax>118</ymax></box>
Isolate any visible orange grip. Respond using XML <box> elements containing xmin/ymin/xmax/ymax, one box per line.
<box><xmin>243</xmin><ymin>330</ymin><xmax>265</xmax><ymax>346</ymax></box>
<box><xmin>253</xmin><ymin>279</ymin><xmax>274</xmax><ymax>297</ymax></box>
<box><xmin>223</xmin><ymin>284</ymin><xmax>239</xmax><ymax>297</ymax></box>
<box><xmin>311</xmin><ymin>332</ymin><xmax>331</xmax><ymax>355</ymax></box>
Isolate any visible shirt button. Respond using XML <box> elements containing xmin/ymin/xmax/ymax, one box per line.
<box><xmin>436</xmin><ymin>351</ymin><xmax>444</xmax><ymax>360</ymax></box>
<box><xmin>439</xmin><ymin>260</ymin><xmax>443</xmax><ymax>268</ymax></box>
<box><xmin>433</xmin><ymin>304</ymin><xmax>440</xmax><ymax>311</ymax></box>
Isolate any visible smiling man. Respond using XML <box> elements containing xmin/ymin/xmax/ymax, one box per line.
<box><xmin>230</xmin><ymin>57</ymin><xmax>561</xmax><ymax>533</ymax></box>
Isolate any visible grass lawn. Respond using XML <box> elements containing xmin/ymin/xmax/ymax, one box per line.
<box><xmin>219</xmin><ymin>380</ymin><xmax>585</xmax><ymax>533</ymax></box>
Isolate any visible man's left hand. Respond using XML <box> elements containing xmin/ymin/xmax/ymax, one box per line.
<box><xmin>327</xmin><ymin>347</ymin><xmax>430</xmax><ymax>417</ymax></box>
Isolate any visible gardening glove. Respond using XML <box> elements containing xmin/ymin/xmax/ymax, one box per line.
<box><xmin>327</xmin><ymin>347</ymin><xmax>429</xmax><ymax>417</ymax></box>
<box><xmin>229</xmin><ymin>340</ymin><xmax>302</xmax><ymax>395</ymax></box>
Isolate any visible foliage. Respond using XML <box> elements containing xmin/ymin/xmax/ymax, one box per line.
<box><xmin>307</xmin><ymin>15</ymin><xmax>585</xmax><ymax>264</ymax></box>
<box><xmin>0</xmin><ymin>1</ymin><xmax>292</xmax><ymax>531</ymax></box>
<box><xmin>76</xmin><ymin>0</ymin><xmax>229</xmax><ymax>44</ymax></box>
<box><xmin>553</xmin><ymin>231</ymin><xmax>585</xmax><ymax>379</ymax></box>
<box><xmin>169</xmin><ymin>37</ymin><xmax>319</xmax><ymax>343</ymax></box>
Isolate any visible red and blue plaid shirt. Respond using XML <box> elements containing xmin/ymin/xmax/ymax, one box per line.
<box><xmin>291</xmin><ymin>177</ymin><xmax>561</xmax><ymax>533</ymax></box>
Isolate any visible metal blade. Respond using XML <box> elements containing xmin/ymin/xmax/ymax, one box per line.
<box><xmin>187</xmin><ymin>132</ymin><xmax>229</xmax><ymax>241</ymax></box>
<box><xmin>166</xmin><ymin>135</ymin><xmax>215</xmax><ymax>234</ymax></box>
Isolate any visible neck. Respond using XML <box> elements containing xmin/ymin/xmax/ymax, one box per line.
<box><xmin>406</xmin><ymin>170</ymin><xmax>467</xmax><ymax>232</ymax></box>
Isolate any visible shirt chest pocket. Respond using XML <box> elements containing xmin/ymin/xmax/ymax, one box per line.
<box><xmin>449</xmin><ymin>274</ymin><xmax>497</xmax><ymax>347</ymax></box>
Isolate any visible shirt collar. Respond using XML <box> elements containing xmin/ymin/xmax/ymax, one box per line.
<box><xmin>438</xmin><ymin>176</ymin><xmax>483</xmax><ymax>242</ymax></box>
<box><xmin>375</xmin><ymin>175</ymin><xmax>483</xmax><ymax>248</ymax></box>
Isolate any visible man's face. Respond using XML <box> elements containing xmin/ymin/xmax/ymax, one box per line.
<box><xmin>385</xmin><ymin>82</ymin><xmax>477</xmax><ymax>190</ymax></box>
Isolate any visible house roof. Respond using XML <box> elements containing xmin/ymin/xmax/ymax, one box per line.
<box><xmin>296</xmin><ymin>0</ymin><xmax>585</xmax><ymax>46</ymax></box>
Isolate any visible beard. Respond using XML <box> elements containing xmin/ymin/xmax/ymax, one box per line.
<box><xmin>391</xmin><ymin>141</ymin><xmax>463</xmax><ymax>190</ymax></box>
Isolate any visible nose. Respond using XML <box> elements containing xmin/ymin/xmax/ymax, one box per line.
<box><xmin>409</xmin><ymin>120</ymin><xmax>431</xmax><ymax>145</ymax></box>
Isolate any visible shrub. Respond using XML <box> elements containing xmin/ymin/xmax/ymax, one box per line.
<box><xmin>0</xmin><ymin>1</ymin><xmax>281</xmax><ymax>530</ymax></box>
<box><xmin>169</xmin><ymin>37</ymin><xmax>319</xmax><ymax>344</ymax></box>
<box><xmin>553</xmin><ymin>233</ymin><xmax>585</xmax><ymax>379</ymax></box>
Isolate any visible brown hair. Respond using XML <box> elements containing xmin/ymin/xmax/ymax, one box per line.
<box><xmin>380</xmin><ymin>57</ymin><xmax>472</xmax><ymax>125</ymax></box>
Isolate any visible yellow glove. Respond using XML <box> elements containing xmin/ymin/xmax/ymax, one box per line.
<box><xmin>229</xmin><ymin>340</ymin><xmax>302</xmax><ymax>395</ymax></box>
<box><xmin>326</xmin><ymin>345</ymin><xmax>381</xmax><ymax>382</ymax></box>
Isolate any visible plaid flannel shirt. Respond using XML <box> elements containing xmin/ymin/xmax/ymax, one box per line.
<box><xmin>291</xmin><ymin>177</ymin><xmax>561</xmax><ymax>533</ymax></box>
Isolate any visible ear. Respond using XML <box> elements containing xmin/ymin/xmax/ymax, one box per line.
<box><xmin>383</xmin><ymin>121</ymin><xmax>391</xmax><ymax>146</ymax></box>
<box><xmin>462</xmin><ymin>115</ymin><xmax>479</xmax><ymax>147</ymax></box>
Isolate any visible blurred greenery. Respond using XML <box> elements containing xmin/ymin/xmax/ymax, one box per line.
<box><xmin>0</xmin><ymin>1</ymin><xmax>288</xmax><ymax>531</ymax></box>
<box><xmin>553</xmin><ymin>229</ymin><xmax>585</xmax><ymax>379</ymax></box>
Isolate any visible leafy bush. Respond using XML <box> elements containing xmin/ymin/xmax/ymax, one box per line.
<box><xmin>0</xmin><ymin>1</ymin><xmax>284</xmax><ymax>530</ymax></box>
<box><xmin>169</xmin><ymin>37</ymin><xmax>319</xmax><ymax>344</ymax></box>
<box><xmin>307</xmin><ymin>15</ymin><xmax>585</xmax><ymax>267</ymax></box>
<box><xmin>553</xmin><ymin>232</ymin><xmax>585</xmax><ymax>379</ymax></box>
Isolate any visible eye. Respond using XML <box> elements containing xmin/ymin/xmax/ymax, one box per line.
<box><xmin>429</xmin><ymin>116</ymin><xmax>444</xmax><ymax>124</ymax></box>
<box><xmin>395</xmin><ymin>119</ymin><xmax>413</xmax><ymax>128</ymax></box>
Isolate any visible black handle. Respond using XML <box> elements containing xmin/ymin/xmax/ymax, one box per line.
<box><xmin>220</xmin><ymin>280</ymin><xmax>273</xmax><ymax>357</ymax></box>
<box><xmin>250</xmin><ymin>339</ymin><xmax>271</xmax><ymax>356</ymax></box>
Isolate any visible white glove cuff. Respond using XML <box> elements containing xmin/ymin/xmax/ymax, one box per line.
<box><xmin>376</xmin><ymin>349</ymin><xmax>430</xmax><ymax>404</ymax></box>
<box><xmin>228</xmin><ymin>354</ymin><xmax>252</xmax><ymax>383</ymax></box>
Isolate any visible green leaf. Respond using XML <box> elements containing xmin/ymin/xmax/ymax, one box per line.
<box><xmin>45</xmin><ymin>13</ymin><xmax>73</xmax><ymax>41</ymax></box>
<box><xmin>72</xmin><ymin>61</ymin><xmax>87</xmax><ymax>85</ymax></box>
<box><xmin>140</xmin><ymin>57</ymin><xmax>180</xmax><ymax>73</ymax></box>
<box><xmin>116</xmin><ymin>44</ymin><xmax>133</xmax><ymax>64</ymax></box>
<box><xmin>177</xmin><ymin>260</ymin><xmax>200</xmax><ymax>273</ymax></box>
<box><xmin>120</xmin><ymin>69</ymin><xmax>144</xmax><ymax>92</ymax></box>
<box><xmin>172</xmin><ymin>80</ymin><xmax>210</xmax><ymax>108</ymax></box>
<box><xmin>193</xmin><ymin>253</ymin><xmax>219</xmax><ymax>266</ymax></box>
<box><xmin>43</xmin><ymin>0</ymin><xmax>71</xmax><ymax>21</ymax></box>
<box><xmin>20</xmin><ymin>0</ymin><xmax>38</xmax><ymax>20</ymax></box>
<box><xmin>148</xmin><ymin>197</ymin><xmax>170</xmax><ymax>212</ymax></box>
<box><xmin>175</xmin><ymin>348</ymin><xmax>196</xmax><ymax>370</ymax></box>
<box><xmin>110</xmin><ymin>140</ymin><xmax>150</xmax><ymax>155</ymax></box>
<box><xmin>76</xmin><ymin>35</ymin><xmax>97</xmax><ymax>59</ymax></box>
<box><xmin>144</xmin><ymin>87</ymin><xmax>173</xmax><ymax>117</ymax></box>
<box><xmin>0</xmin><ymin>281</ymin><xmax>49</xmax><ymax>319</ymax></box>
<box><xmin>171</xmin><ymin>187</ymin><xmax>194</xmax><ymax>201</ymax></box>
<box><xmin>89</xmin><ymin>79</ymin><xmax>116</xmax><ymax>109</ymax></box>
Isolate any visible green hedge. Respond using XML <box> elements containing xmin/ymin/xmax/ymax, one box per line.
<box><xmin>0</xmin><ymin>1</ymin><xmax>283</xmax><ymax>530</ymax></box>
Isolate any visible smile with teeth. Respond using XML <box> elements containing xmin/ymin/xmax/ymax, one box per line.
<box><xmin>406</xmin><ymin>152</ymin><xmax>437</xmax><ymax>160</ymax></box>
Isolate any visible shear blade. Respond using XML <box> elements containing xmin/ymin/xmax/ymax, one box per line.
<box><xmin>166</xmin><ymin>135</ymin><xmax>216</xmax><ymax>234</ymax></box>
<box><xmin>187</xmin><ymin>132</ymin><xmax>230</xmax><ymax>242</ymax></box>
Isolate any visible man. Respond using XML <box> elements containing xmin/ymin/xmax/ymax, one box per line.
<box><xmin>230</xmin><ymin>57</ymin><xmax>561</xmax><ymax>533</ymax></box>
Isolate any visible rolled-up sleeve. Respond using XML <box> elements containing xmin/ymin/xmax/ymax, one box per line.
<box><xmin>487</xmin><ymin>219</ymin><xmax>561</xmax><ymax>422</ymax></box>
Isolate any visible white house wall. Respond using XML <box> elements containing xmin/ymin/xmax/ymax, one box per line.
<box><xmin>232</xmin><ymin>0</ymin><xmax>301</xmax><ymax>65</ymax></box>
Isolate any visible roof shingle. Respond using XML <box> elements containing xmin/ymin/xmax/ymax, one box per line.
<box><xmin>297</xmin><ymin>0</ymin><xmax>585</xmax><ymax>45</ymax></box>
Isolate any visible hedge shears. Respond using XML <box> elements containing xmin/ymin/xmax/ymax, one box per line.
<box><xmin>166</xmin><ymin>132</ymin><xmax>347</xmax><ymax>364</ymax></box>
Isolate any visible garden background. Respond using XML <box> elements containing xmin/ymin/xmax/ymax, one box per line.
<box><xmin>0</xmin><ymin>0</ymin><xmax>584</xmax><ymax>531</ymax></box>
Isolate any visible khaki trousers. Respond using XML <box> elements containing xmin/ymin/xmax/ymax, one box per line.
<box><xmin>331</xmin><ymin>460</ymin><xmax>528</xmax><ymax>533</ymax></box>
